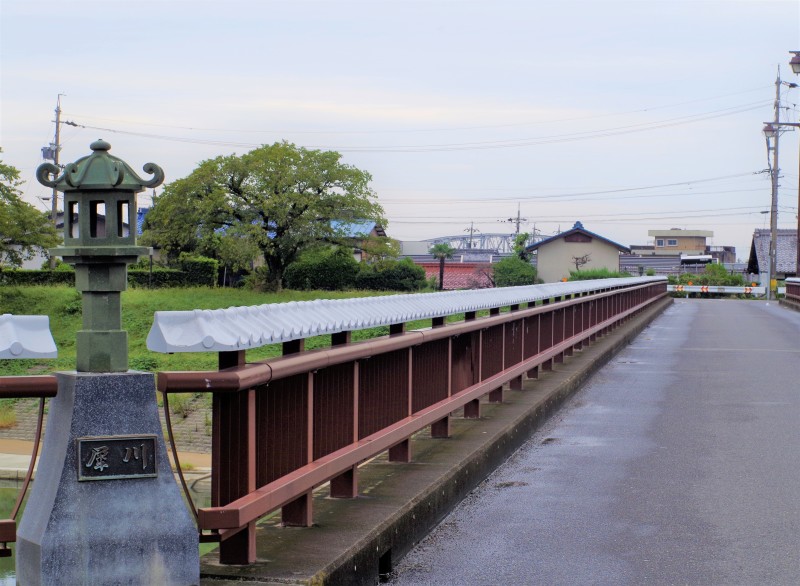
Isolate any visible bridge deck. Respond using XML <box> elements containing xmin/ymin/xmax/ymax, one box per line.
<box><xmin>392</xmin><ymin>299</ymin><xmax>800</xmax><ymax>584</ymax></box>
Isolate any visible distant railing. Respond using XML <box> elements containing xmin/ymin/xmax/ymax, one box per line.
<box><xmin>150</xmin><ymin>278</ymin><xmax>668</xmax><ymax>564</ymax></box>
<box><xmin>0</xmin><ymin>315</ymin><xmax>58</xmax><ymax>558</ymax></box>
<box><xmin>667</xmin><ymin>285</ymin><xmax>765</xmax><ymax>296</ymax></box>
<box><xmin>785</xmin><ymin>278</ymin><xmax>800</xmax><ymax>302</ymax></box>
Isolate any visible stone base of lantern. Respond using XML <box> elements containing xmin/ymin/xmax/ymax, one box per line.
<box><xmin>16</xmin><ymin>371</ymin><xmax>199</xmax><ymax>586</ymax></box>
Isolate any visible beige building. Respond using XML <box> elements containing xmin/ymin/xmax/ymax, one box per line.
<box><xmin>648</xmin><ymin>228</ymin><xmax>712</xmax><ymax>256</ymax></box>
<box><xmin>527</xmin><ymin>221</ymin><xmax>630</xmax><ymax>282</ymax></box>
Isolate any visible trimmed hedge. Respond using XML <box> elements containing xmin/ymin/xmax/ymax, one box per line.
<box><xmin>128</xmin><ymin>268</ymin><xmax>187</xmax><ymax>288</ymax></box>
<box><xmin>0</xmin><ymin>270</ymin><xmax>75</xmax><ymax>286</ymax></box>
<box><xmin>0</xmin><ymin>264</ymin><xmax>214</xmax><ymax>288</ymax></box>
<box><xmin>177</xmin><ymin>254</ymin><xmax>218</xmax><ymax>287</ymax></box>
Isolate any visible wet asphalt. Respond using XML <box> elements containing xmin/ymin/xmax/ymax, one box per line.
<box><xmin>391</xmin><ymin>299</ymin><xmax>800</xmax><ymax>585</ymax></box>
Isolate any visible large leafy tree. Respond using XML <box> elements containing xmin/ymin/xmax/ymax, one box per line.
<box><xmin>142</xmin><ymin>141</ymin><xmax>385</xmax><ymax>290</ymax></box>
<box><xmin>0</xmin><ymin>151</ymin><xmax>60</xmax><ymax>268</ymax></box>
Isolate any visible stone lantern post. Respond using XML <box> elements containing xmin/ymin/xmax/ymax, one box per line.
<box><xmin>17</xmin><ymin>141</ymin><xmax>199</xmax><ymax>585</ymax></box>
<box><xmin>36</xmin><ymin>138</ymin><xmax>157</xmax><ymax>372</ymax></box>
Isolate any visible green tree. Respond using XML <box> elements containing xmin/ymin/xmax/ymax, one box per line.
<box><xmin>493</xmin><ymin>256</ymin><xmax>537</xmax><ymax>287</ymax></box>
<box><xmin>141</xmin><ymin>142</ymin><xmax>384</xmax><ymax>291</ymax></box>
<box><xmin>0</xmin><ymin>152</ymin><xmax>60</xmax><ymax>268</ymax></box>
<box><xmin>513</xmin><ymin>233</ymin><xmax>532</xmax><ymax>261</ymax></box>
<box><xmin>430</xmin><ymin>243</ymin><xmax>455</xmax><ymax>290</ymax></box>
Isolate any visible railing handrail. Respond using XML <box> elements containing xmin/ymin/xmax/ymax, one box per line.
<box><xmin>0</xmin><ymin>314</ymin><xmax>57</xmax><ymax>359</ymax></box>
<box><xmin>157</xmin><ymin>281</ymin><xmax>659</xmax><ymax>394</ymax></box>
<box><xmin>146</xmin><ymin>277</ymin><xmax>666</xmax><ymax>353</ymax></box>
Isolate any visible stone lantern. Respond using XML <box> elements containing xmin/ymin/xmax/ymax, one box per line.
<box><xmin>36</xmin><ymin>139</ymin><xmax>162</xmax><ymax>372</ymax></box>
<box><xmin>19</xmin><ymin>141</ymin><xmax>199</xmax><ymax>586</ymax></box>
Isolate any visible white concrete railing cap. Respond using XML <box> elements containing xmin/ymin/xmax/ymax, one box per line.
<box><xmin>147</xmin><ymin>277</ymin><xmax>666</xmax><ymax>353</ymax></box>
<box><xmin>0</xmin><ymin>314</ymin><xmax>58</xmax><ymax>359</ymax></box>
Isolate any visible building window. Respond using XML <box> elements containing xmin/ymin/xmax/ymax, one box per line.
<box><xmin>667</xmin><ymin>239</ymin><xmax>678</xmax><ymax>246</ymax></box>
<box><xmin>656</xmin><ymin>239</ymin><xmax>664</xmax><ymax>247</ymax></box>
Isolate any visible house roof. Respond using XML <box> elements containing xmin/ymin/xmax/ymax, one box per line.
<box><xmin>525</xmin><ymin>221</ymin><xmax>630</xmax><ymax>253</ymax></box>
<box><xmin>747</xmin><ymin>228</ymin><xmax>797</xmax><ymax>275</ymax></box>
<box><xmin>331</xmin><ymin>220</ymin><xmax>386</xmax><ymax>238</ymax></box>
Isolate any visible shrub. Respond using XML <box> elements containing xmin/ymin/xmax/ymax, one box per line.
<box><xmin>0</xmin><ymin>269</ymin><xmax>75</xmax><ymax>286</ymax></box>
<box><xmin>569</xmin><ymin>268</ymin><xmax>632</xmax><ymax>281</ymax></box>
<box><xmin>284</xmin><ymin>247</ymin><xmax>359</xmax><ymax>290</ymax></box>
<box><xmin>177</xmin><ymin>253</ymin><xmax>218</xmax><ymax>287</ymax></box>
<box><xmin>242</xmin><ymin>266</ymin><xmax>273</xmax><ymax>291</ymax></box>
<box><xmin>128</xmin><ymin>268</ymin><xmax>187</xmax><ymax>288</ymax></box>
<box><xmin>493</xmin><ymin>257</ymin><xmax>537</xmax><ymax>287</ymax></box>
<box><xmin>0</xmin><ymin>400</ymin><xmax>16</xmax><ymax>430</ymax></box>
<box><xmin>355</xmin><ymin>258</ymin><xmax>426</xmax><ymax>291</ymax></box>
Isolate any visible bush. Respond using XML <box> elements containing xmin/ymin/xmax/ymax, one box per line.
<box><xmin>355</xmin><ymin>258</ymin><xmax>426</xmax><ymax>291</ymax></box>
<box><xmin>674</xmin><ymin>264</ymin><xmax>745</xmax><ymax>287</ymax></box>
<box><xmin>0</xmin><ymin>269</ymin><xmax>75</xmax><ymax>286</ymax></box>
<box><xmin>242</xmin><ymin>266</ymin><xmax>274</xmax><ymax>291</ymax></box>
<box><xmin>284</xmin><ymin>247</ymin><xmax>359</xmax><ymax>290</ymax></box>
<box><xmin>569</xmin><ymin>268</ymin><xmax>632</xmax><ymax>281</ymax></box>
<box><xmin>493</xmin><ymin>257</ymin><xmax>537</xmax><ymax>287</ymax></box>
<box><xmin>177</xmin><ymin>253</ymin><xmax>218</xmax><ymax>287</ymax></box>
<box><xmin>128</xmin><ymin>268</ymin><xmax>187</xmax><ymax>288</ymax></box>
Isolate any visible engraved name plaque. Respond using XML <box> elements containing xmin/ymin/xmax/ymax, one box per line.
<box><xmin>77</xmin><ymin>435</ymin><xmax>158</xmax><ymax>481</ymax></box>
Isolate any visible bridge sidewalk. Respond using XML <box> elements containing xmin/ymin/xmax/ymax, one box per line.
<box><xmin>199</xmin><ymin>296</ymin><xmax>672</xmax><ymax>586</ymax></box>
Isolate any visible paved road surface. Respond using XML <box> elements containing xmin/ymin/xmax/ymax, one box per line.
<box><xmin>391</xmin><ymin>299</ymin><xmax>800</xmax><ymax>585</ymax></box>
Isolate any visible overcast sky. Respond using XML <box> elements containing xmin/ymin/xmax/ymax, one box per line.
<box><xmin>2</xmin><ymin>0</ymin><xmax>799</xmax><ymax>260</ymax></box>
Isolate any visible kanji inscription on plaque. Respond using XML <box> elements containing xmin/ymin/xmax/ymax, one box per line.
<box><xmin>77</xmin><ymin>435</ymin><xmax>158</xmax><ymax>481</ymax></box>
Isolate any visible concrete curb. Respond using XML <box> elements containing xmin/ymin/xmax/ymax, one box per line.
<box><xmin>200</xmin><ymin>295</ymin><xmax>672</xmax><ymax>586</ymax></box>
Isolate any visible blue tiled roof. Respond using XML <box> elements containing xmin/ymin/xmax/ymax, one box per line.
<box><xmin>526</xmin><ymin>221</ymin><xmax>629</xmax><ymax>253</ymax></box>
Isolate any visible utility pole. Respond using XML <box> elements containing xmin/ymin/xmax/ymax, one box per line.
<box><xmin>504</xmin><ymin>203</ymin><xmax>527</xmax><ymax>235</ymax></box>
<box><xmin>768</xmin><ymin>70</ymin><xmax>781</xmax><ymax>300</ymax></box>
<box><xmin>464</xmin><ymin>222</ymin><xmax>478</xmax><ymax>249</ymax></box>
<box><xmin>45</xmin><ymin>95</ymin><xmax>64</xmax><ymax>269</ymax></box>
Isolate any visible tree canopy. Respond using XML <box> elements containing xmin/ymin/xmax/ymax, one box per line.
<box><xmin>0</xmin><ymin>152</ymin><xmax>60</xmax><ymax>268</ymax></box>
<box><xmin>141</xmin><ymin>142</ymin><xmax>385</xmax><ymax>290</ymax></box>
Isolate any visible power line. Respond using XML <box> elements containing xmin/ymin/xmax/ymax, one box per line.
<box><xmin>62</xmin><ymin>85</ymin><xmax>772</xmax><ymax>136</ymax></box>
<box><xmin>62</xmin><ymin>99</ymin><xmax>771</xmax><ymax>154</ymax></box>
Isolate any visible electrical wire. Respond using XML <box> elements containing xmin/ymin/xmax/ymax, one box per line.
<box><xmin>62</xmin><ymin>100</ymin><xmax>771</xmax><ymax>154</ymax></box>
<box><xmin>62</xmin><ymin>85</ymin><xmax>772</xmax><ymax>135</ymax></box>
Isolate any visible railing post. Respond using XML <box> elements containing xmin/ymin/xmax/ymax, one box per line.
<box><xmin>389</xmin><ymin>333</ymin><xmax>413</xmax><ymax>463</ymax></box>
<box><xmin>429</xmin><ymin>317</ymin><xmax>450</xmax><ymax>439</ymax></box>
<box><xmin>215</xmin><ymin>349</ymin><xmax>257</xmax><ymax>565</ymax></box>
<box><xmin>462</xmin><ymin>310</ymin><xmax>481</xmax><ymax>419</ymax></box>
<box><xmin>329</xmin><ymin>331</ymin><xmax>358</xmax><ymax>498</ymax></box>
<box><xmin>281</xmin><ymin>340</ymin><xmax>314</xmax><ymax>527</ymax></box>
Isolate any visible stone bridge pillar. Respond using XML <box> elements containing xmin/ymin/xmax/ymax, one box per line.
<box><xmin>16</xmin><ymin>141</ymin><xmax>199</xmax><ymax>585</ymax></box>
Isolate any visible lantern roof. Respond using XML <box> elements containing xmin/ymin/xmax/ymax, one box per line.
<box><xmin>36</xmin><ymin>139</ymin><xmax>164</xmax><ymax>193</ymax></box>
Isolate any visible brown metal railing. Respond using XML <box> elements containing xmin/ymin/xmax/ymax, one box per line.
<box><xmin>157</xmin><ymin>281</ymin><xmax>667</xmax><ymax>564</ymax></box>
<box><xmin>0</xmin><ymin>375</ymin><xmax>58</xmax><ymax>557</ymax></box>
<box><xmin>785</xmin><ymin>279</ymin><xmax>800</xmax><ymax>302</ymax></box>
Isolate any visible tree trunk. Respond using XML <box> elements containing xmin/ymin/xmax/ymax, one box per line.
<box><xmin>438</xmin><ymin>258</ymin><xmax>445</xmax><ymax>290</ymax></box>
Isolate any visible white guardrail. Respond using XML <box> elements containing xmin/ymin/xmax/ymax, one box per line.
<box><xmin>667</xmin><ymin>285</ymin><xmax>770</xmax><ymax>295</ymax></box>
<box><xmin>147</xmin><ymin>276</ymin><xmax>666</xmax><ymax>353</ymax></box>
<box><xmin>0</xmin><ymin>314</ymin><xmax>58</xmax><ymax>359</ymax></box>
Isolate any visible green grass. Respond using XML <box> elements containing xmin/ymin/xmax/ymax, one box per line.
<box><xmin>0</xmin><ymin>286</ymin><xmax>480</xmax><ymax>375</ymax></box>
